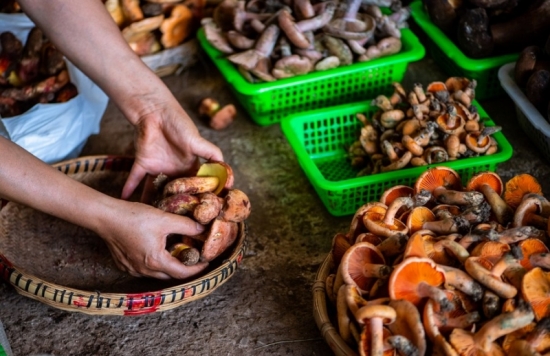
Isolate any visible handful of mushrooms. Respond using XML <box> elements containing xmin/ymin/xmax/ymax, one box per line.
<box><xmin>349</xmin><ymin>77</ymin><xmax>501</xmax><ymax>177</ymax></box>
<box><xmin>202</xmin><ymin>0</ymin><xmax>410</xmax><ymax>82</ymax></box>
<box><xmin>151</xmin><ymin>161</ymin><xmax>251</xmax><ymax>265</ymax></box>
<box><xmin>325</xmin><ymin>166</ymin><xmax>550</xmax><ymax>355</ymax></box>
<box><xmin>104</xmin><ymin>0</ymin><xmax>204</xmax><ymax>55</ymax></box>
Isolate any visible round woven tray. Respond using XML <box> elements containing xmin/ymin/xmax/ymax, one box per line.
<box><xmin>0</xmin><ymin>155</ymin><xmax>247</xmax><ymax>316</ymax></box>
<box><xmin>313</xmin><ymin>254</ymin><xmax>358</xmax><ymax>356</ymax></box>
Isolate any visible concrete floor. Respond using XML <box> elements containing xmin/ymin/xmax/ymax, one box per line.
<box><xmin>1</xmin><ymin>42</ymin><xmax>550</xmax><ymax>356</ymax></box>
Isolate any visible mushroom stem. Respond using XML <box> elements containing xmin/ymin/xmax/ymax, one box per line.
<box><xmin>433</xmin><ymin>186</ymin><xmax>485</xmax><ymax>206</ymax></box>
<box><xmin>474</xmin><ymin>305</ymin><xmax>535</xmax><ymax>352</ymax></box>
<box><xmin>385</xmin><ymin>335</ymin><xmax>420</xmax><ymax>356</ymax></box>
<box><xmin>296</xmin><ymin>1</ymin><xmax>335</xmax><ymax>32</ymax></box>
<box><xmin>440</xmin><ymin>265</ymin><xmax>483</xmax><ymax>302</ymax></box>
<box><xmin>434</xmin><ymin>311</ymin><xmax>481</xmax><ymax>330</ymax></box>
<box><xmin>465</xmin><ymin>255</ymin><xmax>518</xmax><ymax>299</ymax></box>
<box><xmin>422</xmin><ymin>216</ymin><xmax>470</xmax><ymax>235</ymax></box>
<box><xmin>479</xmin><ymin>183</ymin><xmax>513</xmax><ymax>225</ymax></box>
<box><xmin>381</xmin><ymin>151</ymin><xmax>412</xmax><ymax>172</ymax></box>
<box><xmin>416</xmin><ymin>281</ymin><xmax>452</xmax><ymax>311</ymax></box>
<box><xmin>433</xmin><ymin>239</ymin><xmax>470</xmax><ymax>264</ymax></box>
<box><xmin>377</xmin><ymin>233</ymin><xmax>408</xmax><ymax>257</ymax></box>
<box><xmin>370</xmin><ymin>318</ymin><xmax>385</xmax><ymax>356</ymax></box>
<box><xmin>383</xmin><ymin>196</ymin><xmax>414</xmax><ymax>226</ymax></box>
<box><xmin>495</xmin><ymin>226</ymin><xmax>545</xmax><ymax>245</ymax></box>
<box><xmin>363</xmin><ymin>263</ymin><xmax>393</xmax><ymax>279</ymax></box>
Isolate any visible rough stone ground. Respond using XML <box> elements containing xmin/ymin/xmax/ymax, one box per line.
<box><xmin>1</xmin><ymin>44</ymin><xmax>550</xmax><ymax>356</ymax></box>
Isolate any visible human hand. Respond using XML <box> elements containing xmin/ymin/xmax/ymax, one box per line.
<box><xmin>97</xmin><ymin>198</ymin><xmax>209</xmax><ymax>279</ymax></box>
<box><xmin>121</xmin><ymin>101</ymin><xmax>223</xmax><ymax>201</ymax></box>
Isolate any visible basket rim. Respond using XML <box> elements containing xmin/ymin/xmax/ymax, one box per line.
<box><xmin>0</xmin><ymin>155</ymin><xmax>247</xmax><ymax>316</ymax></box>
<box><xmin>498</xmin><ymin>62</ymin><xmax>550</xmax><ymax>136</ymax></box>
<box><xmin>197</xmin><ymin>27</ymin><xmax>425</xmax><ymax>96</ymax></box>
<box><xmin>409</xmin><ymin>0</ymin><xmax>518</xmax><ymax>72</ymax></box>
<box><xmin>312</xmin><ymin>254</ymin><xmax>359</xmax><ymax>356</ymax></box>
<box><xmin>280</xmin><ymin>100</ymin><xmax>514</xmax><ymax>206</ymax></box>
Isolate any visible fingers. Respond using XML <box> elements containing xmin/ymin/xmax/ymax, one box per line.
<box><xmin>121</xmin><ymin>163</ymin><xmax>147</xmax><ymax>200</ymax></box>
<box><xmin>193</xmin><ymin>137</ymin><xmax>224</xmax><ymax>163</ymax></box>
<box><xmin>156</xmin><ymin>251</ymin><xmax>210</xmax><ymax>280</ymax></box>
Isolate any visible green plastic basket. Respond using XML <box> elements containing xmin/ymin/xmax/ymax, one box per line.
<box><xmin>281</xmin><ymin>100</ymin><xmax>514</xmax><ymax>217</ymax></box>
<box><xmin>409</xmin><ymin>1</ymin><xmax>518</xmax><ymax>101</ymax></box>
<box><xmin>197</xmin><ymin>28</ymin><xmax>425</xmax><ymax>126</ymax></box>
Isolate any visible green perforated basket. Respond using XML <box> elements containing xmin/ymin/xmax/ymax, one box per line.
<box><xmin>281</xmin><ymin>100</ymin><xmax>514</xmax><ymax>217</ymax></box>
<box><xmin>409</xmin><ymin>1</ymin><xmax>518</xmax><ymax>101</ymax></box>
<box><xmin>197</xmin><ymin>28</ymin><xmax>425</xmax><ymax>126</ymax></box>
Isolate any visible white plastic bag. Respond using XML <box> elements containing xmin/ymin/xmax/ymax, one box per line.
<box><xmin>0</xmin><ymin>14</ymin><xmax>109</xmax><ymax>164</ymax></box>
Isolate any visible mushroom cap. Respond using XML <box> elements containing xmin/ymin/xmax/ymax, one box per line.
<box><xmin>388</xmin><ymin>257</ymin><xmax>446</xmax><ymax>307</ymax></box>
<box><xmin>355</xmin><ymin>304</ymin><xmax>397</xmax><ymax>325</ymax></box>
<box><xmin>445</xmin><ymin>77</ymin><xmax>471</xmax><ymax>93</ymax></box>
<box><xmin>331</xmin><ymin>232</ymin><xmax>351</xmax><ymax>266</ymax></box>
<box><xmin>464</xmin><ymin>131</ymin><xmax>491</xmax><ymax>153</ymax></box>
<box><xmin>363</xmin><ymin>206</ymin><xmax>409</xmax><ymax>238</ymax></box>
<box><xmin>414</xmin><ymin>167</ymin><xmax>462</xmax><ymax>195</ymax></box>
<box><xmin>426</xmin><ymin>81</ymin><xmax>448</xmax><ymax>94</ymax></box>
<box><xmin>122</xmin><ymin>14</ymin><xmax>165</xmax><ymax>42</ymax></box>
<box><xmin>432</xmin><ymin>204</ymin><xmax>461</xmax><ymax>219</ymax></box>
<box><xmin>272</xmin><ymin>55</ymin><xmax>313</xmax><ymax>79</ymax></box>
<box><xmin>436</xmin><ymin>111</ymin><xmax>465</xmax><ymax>135</ymax></box>
<box><xmin>348</xmin><ymin>202</ymin><xmax>387</xmax><ymax>240</ymax></box>
<box><xmin>406</xmin><ymin>207</ymin><xmax>436</xmax><ymax>234</ymax></box>
<box><xmin>388</xmin><ymin>299</ymin><xmax>427</xmax><ymax>356</ymax></box>
<box><xmin>160</xmin><ymin>4</ymin><xmax>194</xmax><ymax>48</ymax></box>
<box><xmin>201</xmin><ymin>218</ymin><xmax>239</xmax><ymax>262</ymax></box>
<box><xmin>518</xmin><ymin>238</ymin><xmax>549</xmax><ymax>270</ymax></box>
<box><xmin>196</xmin><ymin>161</ymin><xmax>234</xmax><ymax>195</ymax></box>
<box><xmin>522</xmin><ymin>267</ymin><xmax>550</xmax><ymax>321</ymax></box>
<box><xmin>466</xmin><ymin>171</ymin><xmax>504</xmax><ymax>195</ymax></box>
<box><xmin>355</xmin><ymin>232</ymin><xmax>383</xmax><ymax>246</ymax></box>
<box><xmin>504</xmin><ymin>174</ymin><xmax>543</xmax><ymax>210</ymax></box>
<box><xmin>278</xmin><ymin>9</ymin><xmax>309</xmax><ymax>49</ymax></box>
<box><xmin>470</xmin><ymin>241</ymin><xmax>511</xmax><ymax>265</ymax></box>
<box><xmin>340</xmin><ymin>242</ymin><xmax>386</xmax><ymax>293</ymax></box>
<box><xmin>380</xmin><ymin>185</ymin><xmax>414</xmax><ymax>207</ymax></box>
<box><xmin>449</xmin><ymin>327</ymin><xmax>505</xmax><ymax>356</ymax></box>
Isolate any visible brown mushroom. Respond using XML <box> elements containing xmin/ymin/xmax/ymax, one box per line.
<box><xmin>363</xmin><ymin>197</ymin><xmax>412</xmax><ymax>238</ymax></box>
<box><xmin>466</xmin><ymin>171</ymin><xmax>513</xmax><ymax>225</ymax></box>
<box><xmin>196</xmin><ymin>161</ymin><xmax>234</xmax><ymax>195</ymax></box>
<box><xmin>449</xmin><ymin>303</ymin><xmax>535</xmax><ymax>356</ymax></box>
<box><xmin>465</xmin><ymin>254</ymin><xmax>519</xmax><ymax>299</ymax></box>
<box><xmin>227</xmin><ymin>24</ymin><xmax>279</xmax><ymax>71</ymax></box>
<box><xmin>387</xmin><ymin>299</ymin><xmax>426</xmax><ymax>356</ymax></box>
<box><xmin>354</xmin><ymin>304</ymin><xmax>397</xmax><ymax>356</ymax></box>
<box><xmin>201</xmin><ymin>218</ymin><xmax>239</xmax><ymax>262</ymax></box>
<box><xmin>163</xmin><ymin>176</ymin><xmax>219</xmax><ymax>196</ymax></box>
<box><xmin>168</xmin><ymin>242</ymin><xmax>200</xmax><ymax>266</ymax></box>
<box><xmin>272</xmin><ymin>55</ymin><xmax>313</xmax><ymax>79</ymax></box>
<box><xmin>160</xmin><ymin>4</ymin><xmax>194</xmax><ymax>48</ymax></box>
<box><xmin>220</xmin><ymin>189</ymin><xmax>251</xmax><ymax>223</ymax></box>
<box><xmin>156</xmin><ymin>193</ymin><xmax>200</xmax><ymax>215</ymax></box>
<box><xmin>340</xmin><ymin>242</ymin><xmax>390</xmax><ymax>295</ymax></box>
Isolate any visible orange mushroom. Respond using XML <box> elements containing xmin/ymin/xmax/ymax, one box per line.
<box><xmin>440</xmin><ymin>265</ymin><xmax>484</xmax><ymax>302</ymax></box>
<box><xmin>449</xmin><ymin>303</ymin><xmax>535</xmax><ymax>356</ymax></box>
<box><xmin>464</xmin><ymin>126</ymin><xmax>501</xmax><ymax>154</ymax></box>
<box><xmin>436</xmin><ymin>105</ymin><xmax>465</xmax><ymax>136</ymax></box>
<box><xmin>422</xmin><ymin>291</ymin><xmax>480</xmax><ymax>336</ymax></box>
<box><xmin>387</xmin><ymin>299</ymin><xmax>426</xmax><ymax>356</ymax></box>
<box><xmin>414</xmin><ymin>167</ymin><xmax>483</xmax><ymax>207</ymax></box>
<box><xmin>432</xmin><ymin>204</ymin><xmax>461</xmax><ymax>220</ymax></box>
<box><xmin>518</xmin><ymin>238</ymin><xmax>550</xmax><ymax>270</ymax></box>
<box><xmin>504</xmin><ymin>174</ymin><xmax>543</xmax><ymax>210</ymax></box>
<box><xmin>331</xmin><ymin>232</ymin><xmax>351</xmax><ymax>266</ymax></box>
<box><xmin>388</xmin><ymin>257</ymin><xmax>451</xmax><ymax>311</ymax></box>
<box><xmin>160</xmin><ymin>4</ymin><xmax>194</xmax><ymax>48</ymax></box>
<box><xmin>363</xmin><ymin>197</ymin><xmax>412</xmax><ymax>238</ymax></box>
<box><xmin>465</xmin><ymin>254</ymin><xmax>520</xmax><ymax>299</ymax></box>
<box><xmin>404</xmin><ymin>230</ymin><xmax>469</xmax><ymax>266</ymax></box>
<box><xmin>470</xmin><ymin>241</ymin><xmax>511</xmax><ymax>265</ymax></box>
<box><xmin>354</xmin><ymin>304</ymin><xmax>397</xmax><ymax>356</ymax></box>
<box><xmin>340</xmin><ymin>242</ymin><xmax>390</xmax><ymax>295</ymax></box>
<box><xmin>348</xmin><ymin>202</ymin><xmax>387</xmax><ymax>241</ymax></box>
<box><xmin>522</xmin><ymin>267</ymin><xmax>550</xmax><ymax>321</ymax></box>
<box><xmin>514</xmin><ymin>194</ymin><xmax>549</xmax><ymax>230</ymax></box>
<box><xmin>466</xmin><ymin>171</ymin><xmax>513</xmax><ymax>225</ymax></box>
<box><xmin>379</xmin><ymin>185</ymin><xmax>414</xmax><ymax>207</ymax></box>
<box><xmin>406</xmin><ymin>207</ymin><xmax>435</xmax><ymax>235</ymax></box>
<box><xmin>529</xmin><ymin>252</ymin><xmax>550</xmax><ymax>270</ymax></box>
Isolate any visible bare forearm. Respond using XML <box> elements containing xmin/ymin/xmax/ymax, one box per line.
<box><xmin>0</xmin><ymin>137</ymin><xmax>118</xmax><ymax>233</ymax></box>
<box><xmin>16</xmin><ymin>0</ymin><xmax>174</xmax><ymax>125</ymax></box>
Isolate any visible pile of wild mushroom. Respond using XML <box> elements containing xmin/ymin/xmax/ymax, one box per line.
<box><xmin>105</xmin><ymin>0</ymin><xmax>202</xmax><ymax>56</ymax></box>
<box><xmin>349</xmin><ymin>77</ymin><xmax>502</xmax><ymax>176</ymax></box>
<box><xmin>325</xmin><ymin>166</ymin><xmax>550</xmax><ymax>355</ymax></box>
<box><xmin>201</xmin><ymin>0</ymin><xmax>410</xmax><ymax>82</ymax></box>
<box><xmin>151</xmin><ymin>161</ymin><xmax>251</xmax><ymax>265</ymax></box>
<box><xmin>423</xmin><ymin>0</ymin><xmax>550</xmax><ymax>58</ymax></box>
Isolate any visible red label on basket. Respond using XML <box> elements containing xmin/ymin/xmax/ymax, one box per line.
<box><xmin>73</xmin><ymin>296</ymin><xmax>88</xmax><ymax>307</ymax></box>
<box><xmin>123</xmin><ymin>292</ymin><xmax>163</xmax><ymax>315</ymax></box>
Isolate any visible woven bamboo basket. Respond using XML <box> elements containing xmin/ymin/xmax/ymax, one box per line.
<box><xmin>313</xmin><ymin>254</ymin><xmax>358</xmax><ymax>356</ymax></box>
<box><xmin>0</xmin><ymin>155</ymin><xmax>247</xmax><ymax>316</ymax></box>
